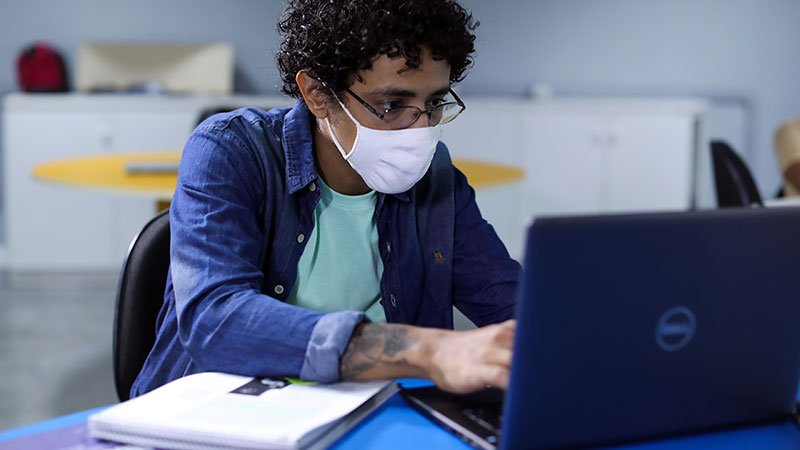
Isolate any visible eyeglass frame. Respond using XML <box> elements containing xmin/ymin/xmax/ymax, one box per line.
<box><xmin>341</xmin><ymin>87</ymin><xmax>466</xmax><ymax>130</ymax></box>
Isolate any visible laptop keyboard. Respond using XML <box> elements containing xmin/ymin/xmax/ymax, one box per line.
<box><xmin>401</xmin><ymin>386</ymin><xmax>505</xmax><ymax>449</ymax></box>
<box><xmin>463</xmin><ymin>403</ymin><xmax>503</xmax><ymax>435</ymax></box>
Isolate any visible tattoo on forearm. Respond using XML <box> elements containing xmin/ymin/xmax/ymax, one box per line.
<box><xmin>340</xmin><ymin>323</ymin><xmax>417</xmax><ymax>380</ymax></box>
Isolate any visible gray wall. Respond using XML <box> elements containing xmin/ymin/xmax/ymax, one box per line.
<box><xmin>0</xmin><ymin>0</ymin><xmax>285</xmax><ymax>94</ymax></box>
<box><xmin>458</xmin><ymin>0</ymin><xmax>800</xmax><ymax>196</ymax></box>
<box><xmin>1</xmin><ymin>0</ymin><xmax>799</xmax><ymax>209</ymax></box>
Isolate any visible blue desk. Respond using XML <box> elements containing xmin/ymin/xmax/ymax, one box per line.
<box><xmin>2</xmin><ymin>380</ymin><xmax>800</xmax><ymax>449</ymax></box>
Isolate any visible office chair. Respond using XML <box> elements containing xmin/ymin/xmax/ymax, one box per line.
<box><xmin>113</xmin><ymin>209</ymin><xmax>171</xmax><ymax>402</ymax></box>
<box><xmin>710</xmin><ymin>140</ymin><xmax>764</xmax><ymax>208</ymax></box>
<box><xmin>195</xmin><ymin>105</ymin><xmax>283</xmax><ymax>127</ymax></box>
<box><xmin>196</xmin><ymin>106</ymin><xmax>238</xmax><ymax>126</ymax></box>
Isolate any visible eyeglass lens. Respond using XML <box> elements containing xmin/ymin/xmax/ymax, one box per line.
<box><xmin>385</xmin><ymin>101</ymin><xmax>463</xmax><ymax>129</ymax></box>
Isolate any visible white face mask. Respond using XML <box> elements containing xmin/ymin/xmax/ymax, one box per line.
<box><xmin>324</xmin><ymin>96</ymin><xmax>442</xmax><ymax>194</ymax></box>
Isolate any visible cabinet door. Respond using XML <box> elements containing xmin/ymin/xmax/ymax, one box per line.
<box><xmin>604</xmin><ymin>115</ymin><xmax>695</xmax><ymax>212</ymax></box>
<box><xmin>520</xmin><ymin>112</ymin><xmax>607</xmax><ymax>219</ymax></box>
<box><xmin>440</xmin><ymin>101</ymin><xmax>519</xmax><ymax>165</ymax></box>
<box><xmin>4</xmin><ymin>111</ymin><xmax>119</xmax><ymax>271</ymax></box>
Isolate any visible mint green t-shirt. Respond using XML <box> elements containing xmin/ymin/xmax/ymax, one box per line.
<box><xmin>286</xmin><ymin>179</ymin><xmax>386</xmax><ymax>322</ymax></box>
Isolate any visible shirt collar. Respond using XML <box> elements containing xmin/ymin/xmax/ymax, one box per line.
<box><xmin>282</xmin><ymin>99</ymin><xmax>318</xmax><ymax>195</ymax></box>
<box><xmin>281</xmin><ymin>98</ymin><xmax>409</xmax><ymax>202</ymax></box>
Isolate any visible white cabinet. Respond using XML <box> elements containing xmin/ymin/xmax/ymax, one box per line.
<box><xmin>602</xmin><ymin>114</ymin><xmax>696</xmax><ymax>211</ymax></box>
<box><xmin>442</xmin><ymin>98</ymin><xmax>710</xmax><ymax>259</ymax></box>
<box><xmin>520</xmin><ymin>108</ymin><xmax>701</xmax><ymax>215</ymax></box>
<box><xmin>2</xmin><ymin>94</ymin><xmax>709</xmax><ymax>270</ymax></box>
<box><xmin>521</xmin><ymin>112</ymin><xmax>609</xmax><ymax>215</ymax></box>
<box><xmin>2</xmin><ymin>93</ymin><xmax>290</xmax><ymax>272</ymax></box>
<box><xmin>5</xmin><ymin>111</ymin><xmax>130</xmax><ymax>270</ymax></box>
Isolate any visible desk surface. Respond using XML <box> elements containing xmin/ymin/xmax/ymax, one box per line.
<box><xmin>31</xmin><ymin>152</ymin><xmax>525</xmax><ymax>200</ymax></box>
<box><xmin>32</xmin><ymin>152</ymin><xmax>181</xmax><ymax>200</ymax></box>
<box><xmin>765</xmin><ymin>196</ymin><xmax>800</xmax><ymax>208</ymax></box>
<box><xmin>2</xmin><ymin>379</ymin><xmax>799</xmax><ymax>450</ymax></box>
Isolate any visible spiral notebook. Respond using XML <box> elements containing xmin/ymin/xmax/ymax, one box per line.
<box><xmin>88</xmin><ymin>372</ymin><xmax>397</xmax><ymax>450</ymax></box>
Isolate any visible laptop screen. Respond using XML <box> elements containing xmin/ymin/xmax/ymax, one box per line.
<box><xmin>503</xmin><ymin>207</ymin><xmax>800</xmax><ymax>449</ymax></box>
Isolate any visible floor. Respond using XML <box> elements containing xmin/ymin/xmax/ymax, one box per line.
<box><xmin>0</xmin><ymin>270</ymin><xmax>120</xmax><ymax>432</ymax></box>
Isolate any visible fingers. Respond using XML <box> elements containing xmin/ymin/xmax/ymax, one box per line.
<box><xmin>485</xmin><ymin>319</ymin><xmax>516</xmax><ymax>350</ymax></box>
<box><xmin>485</xmin><ymin>347</ymin><xmax>513</xmax><ymax>368</ymax></box>
<box><xmin>496</xmin><ymin>323</ymin><xmax>516</xmax><ymax>348</ymax></box>
<box><xmin>500</xmin><ymin>318</ymin><xmax>517</xmax><ymax>329</ymax></box>
<box><xmin>480</xmin><ymin>363</ymin><xmax>510</xmax><ymax>390</ymax></box>
<box><xmin>476</xmin><ymin>322</ymin><xmax>515</xmax><ymax>390</ymax></box>
<box><xmin>428</xmin><ymin>320</ymin><xmax>517</xmax><ymax>393</ymax></box>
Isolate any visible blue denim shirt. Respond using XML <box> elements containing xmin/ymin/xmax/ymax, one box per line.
<box><xmin>131</xmin><ymin>100</ymin><xmax>520</xmax><ymax>397</ymax></box>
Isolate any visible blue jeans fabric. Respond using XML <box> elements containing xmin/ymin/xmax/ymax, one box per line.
<box><xmin>131</xmin><ymin>100</ymin><xmax>520</xmax><ymax>397</ymax></box>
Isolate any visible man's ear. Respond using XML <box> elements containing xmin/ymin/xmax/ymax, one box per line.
<box><xmin>296</xmin><ymin>71</ymin><xmax>329</xmax><ymax>119</ymax></box>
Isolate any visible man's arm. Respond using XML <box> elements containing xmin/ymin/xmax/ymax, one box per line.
<box><xmin>449</xmin><ymin>164</ymin><xmax>520</xmax><ymax>327</ymax></box>
<box><xmin>340</xmin><ymin>320</ymin><xmax>516</xmax><ymax>393</ymax></box>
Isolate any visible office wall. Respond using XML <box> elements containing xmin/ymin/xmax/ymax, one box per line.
<box><xmin>457</xmin><ymin>0</ymin><xmax>800</xmax><ymax>196</ymax></box>
<box><xmin>0</xmin><ymin>0</ymin><xmax>284</xmax><ymax>95</ymax></box>
<box><xmin>1</xmin><ymin>0</ymin><xmax>799</xmax><ymax>235</ymax></box>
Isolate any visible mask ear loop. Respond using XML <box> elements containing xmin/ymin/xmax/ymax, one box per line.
<box><xmin>324</xmin><ymin>88</ymin><xmax>361</xmax><ymax>159</ymax></box>
<box><xmin>324</xmin><ymin>116</ymin><xmax>353</xmax><ymax>160</ymax></box>
<box><xmin>329</xmin><ymin>90</ymin><xmax>362</xmax><ymax>127</ymax></box>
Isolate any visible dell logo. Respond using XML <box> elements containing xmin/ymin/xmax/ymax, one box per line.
<box><xmin>655</xmin><ymin>306</ymin><xmax>696</xmax><ymax>351</ymax></box>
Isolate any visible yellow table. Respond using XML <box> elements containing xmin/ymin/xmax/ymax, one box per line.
<box><xmin>33</xmin><ymin>151</ymin><xmax>180</xmax><ymax>198</ymax></box>
<box><xmin>33</xmin><ymin>151</ymin><xmax>524</xmax><ymax>211</ymax></box>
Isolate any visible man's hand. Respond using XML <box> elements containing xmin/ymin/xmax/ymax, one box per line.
<box><xmin>339</xmin><ymin>319</ymin><xmax>516</xmax><ymax>394</ymax></box>
<box><xmin>425</xmin><ymin>319</ymin><xmax>515</xmax><ymax>393</ymax></box>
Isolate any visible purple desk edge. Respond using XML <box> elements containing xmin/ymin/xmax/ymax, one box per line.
<box><xmin>1</xmin><ymin>379</ymin><xmax>799</xmax><ymax>450</ymax></box>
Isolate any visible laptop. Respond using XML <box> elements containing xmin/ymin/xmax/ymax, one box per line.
<box><xmin>402</xmin><ymin>207</ymin><xmax>800</xmax><ymax>449</ymax></box>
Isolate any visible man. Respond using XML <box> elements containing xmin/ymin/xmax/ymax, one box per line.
<box><xmin>132</xmin><ymin>0</ymin><xmax>520</xmax><ymax>398</ymax></box>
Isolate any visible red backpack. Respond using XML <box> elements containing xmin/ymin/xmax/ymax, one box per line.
<box><xmin>17</xmin><ymin>42</ymin><xmax>68</xmax><ymax>92</ymax></box>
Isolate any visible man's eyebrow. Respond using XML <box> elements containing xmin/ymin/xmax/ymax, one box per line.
<box><xmin>368</xmin><ymin>87</ymin><xmax>415</xmax><ymax>98</ymax></box>
<box><xmin>368</xmin><ymin>86</ymin><xmax>451</xmax><ymax>98</ymax></box>
<box><xmin>430</xmin><ymin>86</ymin><xmax>450</xmax><ymax>97</ymax></box>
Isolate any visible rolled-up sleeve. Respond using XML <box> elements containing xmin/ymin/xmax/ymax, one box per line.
<box><xmin>300</xmin><ymin>311</ymin><xmax>368</xmax><ymax>383</ymax></box>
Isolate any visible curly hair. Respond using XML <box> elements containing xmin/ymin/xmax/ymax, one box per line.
<box><xmin>276</xmin><ymin>0</ymin><xmax>479</xmax><ymax>98</ymax></box>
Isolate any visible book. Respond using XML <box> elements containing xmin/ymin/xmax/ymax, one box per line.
<box><xmin>88</xmin><ymin>372</ymin><xmax>398</xmax><ymax>450</ymax></box>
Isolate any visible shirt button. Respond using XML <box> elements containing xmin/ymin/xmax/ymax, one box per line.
<box><xmin>390</xmin><ymin>294</ymin><xmax>397</xmax><ymax>307</ymax></box>
<box><xmin>309</xmin><ymin>182</ymin><xmax>317</xmax><ymax>192</ymax></box>
<box><xmin>385</xmin><ymin>242</ymin><xmax>391</xmax><ymax>253</ymax></box>
<box><xmin>297</xmin><ymin>234</ymin><xmax>305</xmax><ymax>243</ymax></box>
<box><xmin>274</xmin><ymin>284</ymin><xmax>284</xmax><ymax>295</ymax></box>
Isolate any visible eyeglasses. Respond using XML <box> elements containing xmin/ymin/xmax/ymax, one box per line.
<box><xmin>343</xmin><ymin>88</ymin><xmax>466</xmax><ymax>130</ymax></box>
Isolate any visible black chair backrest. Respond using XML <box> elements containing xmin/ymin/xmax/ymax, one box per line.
<box><xmin>113</xmin><ymin>209</ymin><xmax>171</xmax><ymax>401</ymax></box>
<box><xmin>194</xmin><ymin>105</ymin><xmax>280</xmax><ymax>127</ymax></box>
<box><xmin>195</xmin><ymin>106</ymin><xmax>238</xmax><ymax>126</ymax></box>
<box><xmin>710</xmin><ymin>140</ymin><xmax>763</xmax><ymax>208</ymax></box>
